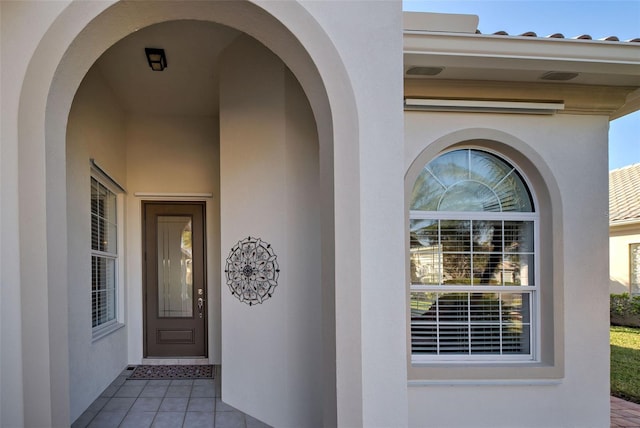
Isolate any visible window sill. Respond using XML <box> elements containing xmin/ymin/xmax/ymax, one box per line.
<box><xmin>92</xmin><ymin>322</ymin><xmax>125</xmax><ymax>342</ymax></box>
<box><xmin>408</xmin><ymin>378</ymin><xmax>562</xmax><ymax>386</ymax></box>
<box><xmin>408</xmin><ymin>360</ymin><xmax>563</xmax><ymax>382</ymax></box>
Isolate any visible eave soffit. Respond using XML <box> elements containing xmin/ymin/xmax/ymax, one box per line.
<box><xmin>403</xmin><ymin>31</ymin><xmax>640</xmax><ymax>117</ymax></box>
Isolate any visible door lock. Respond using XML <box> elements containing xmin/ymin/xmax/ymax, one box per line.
<box><xmin>197</xmin><ymin>297</ymin><xmax>205</xmax><ymax>318</ymax></box>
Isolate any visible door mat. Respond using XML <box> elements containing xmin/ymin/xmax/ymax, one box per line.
<box><xmin>128</xmin><ymin>365</ymin><xmax>215</xmax><ymax>380</ymax></box>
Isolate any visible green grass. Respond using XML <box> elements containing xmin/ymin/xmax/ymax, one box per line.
<box><xmin>611</xmin><ymin>326</ymin><xmax>640</xmax><ymax>404</ymax></box>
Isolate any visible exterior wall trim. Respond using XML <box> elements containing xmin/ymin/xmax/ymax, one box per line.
<box><xmin>404</xmin><ymin>30</ymin><xmax>640</xmax><ymax>67</ymax></box>
<box><xmin>404</xmin><ymin>127</ymin><xmax>565</xmax><ymax>382</ymax></box>
<box><xmin>405</xmin><ymin>79</ymin><xmax>635</xmax><ymax>116</ymax></box>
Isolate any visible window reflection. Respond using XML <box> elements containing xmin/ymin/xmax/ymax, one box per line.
<box><xmin>410</xmin><ymin>219</ymin><xmax>534</xmax><ymax>287</ymax></box>
<box><xmin>411</xmin><ymin>149</ymin><xmax>533</xmax><ymax>212</ymax></box>
<box><xmin>409</xmin><ymin>149</ymin><xmax>537</xmax><ymax>359</ymax></box>
<box><xmin>157</xmin><ymin>216</ymin><xmax>193</xmax><ymax>318</ymax></box>
<box><xmin>411</xmin><ymin>291</ymin><xmax>531</xmax><ymax>355</ymax></box>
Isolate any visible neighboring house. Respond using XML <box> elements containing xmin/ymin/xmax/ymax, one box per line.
<box><xmin>610</xmin><ymin>164</ymin><xmax>640</xmax><ymax>296</ymax></box>
<box><xmin>1</xmin><ymin>2</ymin><xmax>640</xmax><ymax>427</ymax></box>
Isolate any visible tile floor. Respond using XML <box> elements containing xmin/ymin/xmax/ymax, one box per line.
<box><xmin>71</xmin><ymin>368</ymin><xmax>271</xmax><ymax>428</ymax></box>
<box><xmin>611</xmin><ymin>396</ymin><xmax>640</xmax><ymax>428</ymax></box>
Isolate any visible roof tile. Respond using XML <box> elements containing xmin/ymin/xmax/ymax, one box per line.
<box><xmin>475</xmin><ymin>30</ymin><xmax>639</xmax><ymax>43</ymax></box>
<box><xmin>610</xmin><ymin>163</ymin><xmax>640</xmax><ymax>223</ymax></box>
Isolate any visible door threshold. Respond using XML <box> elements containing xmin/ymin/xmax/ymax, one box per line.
<box><xmin>142</xmin><ymin>358</ymin><xmax>210</xmax><ymax>365</ymax></box>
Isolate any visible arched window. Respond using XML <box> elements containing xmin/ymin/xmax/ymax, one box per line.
<box><xmin>409</xmin><ymin>149</ymin><xmax>538</xmax><ymax>361</ymax></box>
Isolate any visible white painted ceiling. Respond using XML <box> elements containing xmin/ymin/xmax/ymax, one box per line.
<box><xmin>95</xmin><ymin>20</ymin><xmax>241</xmax><ymax>116</ymax></box>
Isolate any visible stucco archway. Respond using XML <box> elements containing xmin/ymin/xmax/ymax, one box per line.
<box><xmin>17</xmin><ymin>1</ymin><xmax>363</xmax><ymax>426</ymax></box>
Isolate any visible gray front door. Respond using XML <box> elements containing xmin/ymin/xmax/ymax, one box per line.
<box><xmin>143</xmin><ymin>201</ymin><xmax>207</xmax><ymax>357</ymax></box>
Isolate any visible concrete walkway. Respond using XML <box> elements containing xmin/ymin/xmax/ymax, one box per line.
<box><xmin>611</xmin><ymin>396</ymin><xmax>640</xmax><ymax>428</ymax></box>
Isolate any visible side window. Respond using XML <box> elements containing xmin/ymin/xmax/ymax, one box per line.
<box><xmin>91</xmin><ymin>176</ymin><xmax>119</xmax><ymax>331</ymax></box>
<box><xmin>409</xmin><ymin>149</ymin><xmax>538</xmax><ymax>362</ymax></box>
<box><xmin>631</xmin><ymin>243</ymin><xmax>640</xmax><ymax>296</ymax></box>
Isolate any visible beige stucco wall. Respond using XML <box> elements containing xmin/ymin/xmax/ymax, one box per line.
<box><xmin>219</xmin><ymin>35</ymin><xmax>323</xmax><ymax>427</ymax></box>
<box><xmin>66</xmin><ymin>65</ymin><xmax>129</xmax><ymax>422</ymax></box>
<box><xmin>0</xmin><ymin>1</ymin><xmax>628</xmax><ymax>427</ymax></box>
<box><xmin>1</xmin><ymin>0</ymin><xmax>622</xmax><ymax>426</ymax></box>
<box><xmin>124</xmin><ymin>113</ymin><xmax>221</xmax><ymax>370</ymax></box>
<box><xmin>610</xmin><ymin>225</ymin><xmax>640</xmax><ymax>294</ymax></box>
<box><xmin>405</xmin><ymin>112</ymin><xmax>610</xmax><ymax>427</ymax></box>
<box><xmin>2</xmin><ymin>1</ymin><xmax>406</xmax><ymax>426</ymax></box>
<box><xmin>1</xmin><ymin>1</ymin><xmax>80</xmax><ymax>426</ymax></box>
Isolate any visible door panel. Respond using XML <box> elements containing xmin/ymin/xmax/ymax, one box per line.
<box><xmin>143</xmin><ymin>201</ymin><xmax>207</xmax><ymax>357</ymax></box>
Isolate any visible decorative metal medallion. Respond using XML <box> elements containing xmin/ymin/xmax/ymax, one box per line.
<box><xmin>225</xmin><ymin>236</ymin><xmax>280</xmax><ymax>306</ymax></box>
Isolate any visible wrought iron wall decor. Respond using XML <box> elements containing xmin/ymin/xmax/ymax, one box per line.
<box><xmin>225</xmin><ymin>236</ymin><xmax>280</xmax><ymax>306</ymax></box>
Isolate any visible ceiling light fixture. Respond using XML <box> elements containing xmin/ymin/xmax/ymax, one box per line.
<box><xmin>145</xmin><ymin>48</ymin><xmax>167</xmax><ymax>71</ymax></box>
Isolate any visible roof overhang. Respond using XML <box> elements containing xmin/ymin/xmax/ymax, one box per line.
<box><xmin>403</xmin><ymin>14</ymin><xmax>640</xmax><ymax>118</ymax></box>
<box><xmin>610</xmin><ymin>219</ymin><xmax>640</xmax><ymax>231</ymax></box>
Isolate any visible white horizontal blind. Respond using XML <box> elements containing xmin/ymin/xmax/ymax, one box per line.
<box><xmin>411</xmin><ymin>291</ymin><xmax>532</xmax><ymax>357</ymax></box>
<box><xmin>91</xmin><ymin>177</ymin><xmax>118</xmax><ymax>328</ymax></box>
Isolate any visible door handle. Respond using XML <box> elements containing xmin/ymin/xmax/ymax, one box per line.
<box><xmin>197</xmin><ymin>297</ymin><xmax>205</xmax><ymax>318</ymax></box>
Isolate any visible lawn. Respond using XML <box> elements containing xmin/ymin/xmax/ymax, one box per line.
<box><xmin>611</xmin><ymin>326</ymin><xmax>640</xmax><ymax>404</ymax></box>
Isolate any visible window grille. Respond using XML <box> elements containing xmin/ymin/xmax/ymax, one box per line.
<box><xmin>409</xmin><ymin>149</ymin><xmax>538</xmax><ymax>361</ymax></box>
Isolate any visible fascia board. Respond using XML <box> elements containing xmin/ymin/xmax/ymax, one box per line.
<box><xmin>609</xmin><ymin>220</ymin><xmax>640</xmax><ymax>233</ymax></box>
<box><xmin>404</xmin><ymin>31</ymin><xmax>640</xmax><ymax>74</ymax></box>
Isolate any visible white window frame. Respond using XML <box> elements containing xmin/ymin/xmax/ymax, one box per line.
<box><xmin>91</xmin><ymin>167</ymin><xmax>126</xmax><ymax>340</ymax></box>
<box><xmin>410</xmin><ymin>210</ymin><xmax>540</xmax><ymax>363</ymax></box>
<box><xmin>630</xmin><ymin>243</ymin><xmax>640</xmax><ymax>296</ymax></box>
<box><xmin>408</xmin><ymin>148</ymin><xmax>540</xmax><ymax>364</ymax></box>
<box><xmin>404</xmin><ymin>139</ymin><xmax>563</xmax><ymax>382</ymax></box>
